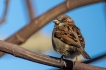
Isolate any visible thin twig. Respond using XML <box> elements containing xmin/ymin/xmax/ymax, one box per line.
<box><xmin>25</xmin><ymin>0</ymin><xmax>35</xmax><ymax>20</ymax></box>
<box><xmin>0</xmin><ymin>0</ymin><xmax>9</xmax><ymax>25</ymax></box>
<box><xmin>0</xmin><ymin>40</ymin><xmax>106</xmax><ymax>70</ymax></box>
<box><xmin>0</xmin><ymin>0</ymin><xmax>105</xmax><ymax>56</ymax></box>
<box><xmin>83</xmin><ymin>53</ymin><xmax>106</xmax><ymax>63</ymax></box>
<box><xmin>104</xmin><ymin>2</ymin><xmax>106</xmax><ymax>26</ymax></box>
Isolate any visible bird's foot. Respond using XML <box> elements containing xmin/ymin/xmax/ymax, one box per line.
<box><xmin>60</xmin><ymin>55</ymin><xmax>64</xmax><ymax>68</ymax></box>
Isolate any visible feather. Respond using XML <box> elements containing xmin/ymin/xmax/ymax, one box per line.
<box><xmin>52</xmin><ymin>14</ymin><xmax>91</xmax><ymax>59</ymax></box>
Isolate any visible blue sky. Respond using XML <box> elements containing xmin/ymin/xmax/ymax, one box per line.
<box><xmin>0</xmin><ymin>0</ymin><xmax>106</xmax><ymax>70</ymax></box>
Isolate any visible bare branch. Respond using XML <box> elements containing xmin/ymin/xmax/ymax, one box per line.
<box><xmin>83</xmin><ymin>53</ymin><xmax>106</xmax><ymax>63</ymax></box>
<box><xmin>25</xmin><ymin>0</ymin><xmax>35</xmax><ymax>20</ymax></box>
<box><xmin>0</xmin><ymin>0</ymin><xmax>105</xmax><ymax>56</ymax></box>
<box><xmin>0</xmin><ymin>0</ymin><xmax>9</xmax><ymax>25</ymax></box>
<box><xmin>0</xmin><ymin>40</ymin><xmax>106</xmax><ymax>70</ymax></box>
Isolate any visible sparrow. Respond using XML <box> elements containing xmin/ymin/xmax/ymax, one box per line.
<box><xmin>52</xmin><ymin>14</ymin><xmax>91</xmax><ymax>61</ymax></box>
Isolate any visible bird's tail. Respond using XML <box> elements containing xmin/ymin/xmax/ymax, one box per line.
<box><xmin>77</xmin><ymin>48</ymin><xmax>91</xmax><ymax>59</ymax></box>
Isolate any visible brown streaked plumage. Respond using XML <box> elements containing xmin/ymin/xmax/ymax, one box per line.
<box><xmin>52</xmin><ymin>14</ymin><xmax>91</xmax><ymax>59</ymax></box>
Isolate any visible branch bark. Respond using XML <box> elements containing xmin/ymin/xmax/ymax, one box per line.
<box><xmin>0</xmin><ymin>0</ymin><xmax>105</xmax><ymax>57</ymax></box>
<box><xmin>0</xmin><ymin>40</ymin><xmax>106</xmax><ymax>70</ymax></box>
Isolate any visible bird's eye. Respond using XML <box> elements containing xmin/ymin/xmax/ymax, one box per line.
<box><xmin>62</xmin><ymin>19</ymin><xmax>66</xmax><ymax>22</ymax></box>
<box><xmin>62</xmin><ymin>17</ymin><xmax>67</xmax><ymax>22</ymax></box>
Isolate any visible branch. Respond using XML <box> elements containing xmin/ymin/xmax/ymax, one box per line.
<box><xmin>0</xmin><ymin>40</ymin><xmax>106</xmax><ymax>70</ymax></box>
<box><xmin>83</xmin><ymin>53</ymin><xmax>106</xmax><ymax>63</ymax></box>
<box><xmin>0</xmin><ymin>0</ymin><xmax>9</xmax><ymax>25</ymax></box>
<box><xmin>25</xmin><ymin>0</ymin><xmax>35</xmax><ymax>20</ymax></box>
<box><xmin>0</xmin><ymin>0</ymin><xmax>105</xmax><ymax>56</ymax></box>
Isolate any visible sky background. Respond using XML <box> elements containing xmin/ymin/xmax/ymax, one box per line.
<box><xmin>0</xmin><ymin>0</ymin><xmax>106</xmax><ymax>70</ymax></box>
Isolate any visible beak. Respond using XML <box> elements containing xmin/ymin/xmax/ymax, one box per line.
<box><xmin>53</xmin><ymin>20</ymin><xmax>60</xmax><ymax>25</ymax></box>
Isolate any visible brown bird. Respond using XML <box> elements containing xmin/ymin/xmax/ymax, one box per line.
<box><xmin>52</xmin><ymin>14</ymin><xmax>91</xmax><ymax>61</ymax></box>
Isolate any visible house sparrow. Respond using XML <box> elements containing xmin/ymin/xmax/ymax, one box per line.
<box><xmin>52</xmin><ymin>14</ymin><xmax>91</xmax><ymax>60</ymax></box>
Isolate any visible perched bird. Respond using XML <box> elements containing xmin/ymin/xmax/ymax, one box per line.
<box><xmin>52</xmin><ymin>14</ymin><xmax>91</xmax><ymax>61</ymax></box>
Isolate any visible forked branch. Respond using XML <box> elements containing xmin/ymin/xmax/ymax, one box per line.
<box><xmin>0</xmin><ymin>40</ymin><xmax>105</xmax><ymax>70</ymax></box>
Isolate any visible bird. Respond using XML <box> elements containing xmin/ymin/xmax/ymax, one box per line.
<box><xmin>52</xmin><ymin>14</ymin><xmax>91</xmax><ymax>61</ymax></box>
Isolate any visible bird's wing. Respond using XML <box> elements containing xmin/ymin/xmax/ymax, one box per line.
<box><xmin>54</xmin><ymin>24</ymin><xmax>85</xmax><ymax>48</ymax></box>
<box><xmin>70</xmin><ymin>25</ymin><xmax>85</xmax><ymax>48</ymax></box>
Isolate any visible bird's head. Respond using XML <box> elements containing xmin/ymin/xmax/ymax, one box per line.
<box><xmin>53</xmin><ymin>14</ymin><xmax>74</xmax><ymax>26</ymax></box>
